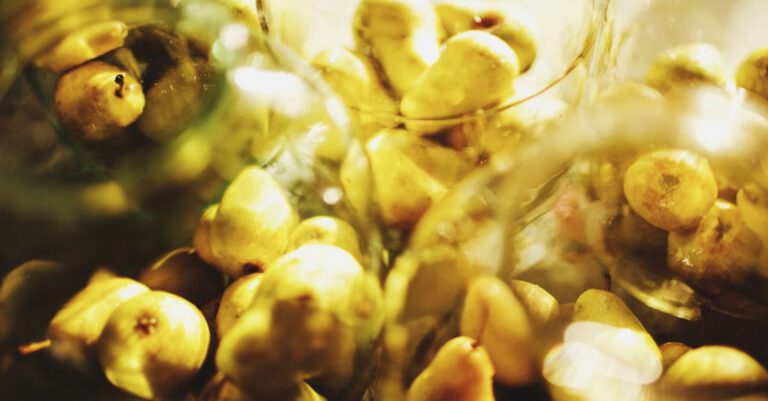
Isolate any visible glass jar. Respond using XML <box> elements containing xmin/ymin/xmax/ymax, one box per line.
<box><xmin>257</xmin><ymin>0</ymin><xmax>608</xmax><ymax>258</ymax></box>
<box><xmin>0</xmin><ymin>1</ymin><xmax>383</xmax><ymax>400</ymax></box>
<box><xmin>381</xmin><ymin>86</ymin><xmax>768</xmax><ymax>400</ymax></box>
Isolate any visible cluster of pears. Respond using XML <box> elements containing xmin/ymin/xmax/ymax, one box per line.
<box><xmin>47</xmin><ymin>20</ymin><xmax>216</xmax><ymax>145</ymax></box>
<box><xmin>645</xmin><ymin>41</ymin><xmax>768</xmax><ymax>101</ymax></box>
<box><xmin>592</xmin><ymin>147</ymin><xmax>768</xmax><ymax>300</ymax></box>
<box><xmin>404</xmin><ymin>275</ymin><xmax>561</xmax><ymax>401</ymax></box>
<box><xmin>542</xmin><ymin>288</ymin><xmax>768</xmax><ymax>401</ymax></box>
<box><xmin>36</xmin><ymin>256</ymin><xmax>215</xmax><ymax>400</ymax></box>
<box><xmin>193</xmin><ymin>165</ymin><xmax>384</xmax><ymax>401</ymax></box>
<box><xmin>313</xmin><ymin>0</ymin><xmax>557</xmax><ymax>228</ymax></box>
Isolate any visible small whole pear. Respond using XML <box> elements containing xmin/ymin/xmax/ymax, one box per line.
<box><xmin>406</xmin><ymin>336</ymin><xmax>495</xmax><ymax>401</ymax></box>
<box><xmin>55</xmin><ymin>61</ymin><xmax>145</xmax><ymax>142</ymax></box>
<box><xmin>97</xmin><ymin>291</ymin><xmax>210</xmax><ymax>400</ymax></box>
<box><xmin>736</xmin><ymin>48</ymin><xmax>768</xmax><ymax>100</ymax></box>
<box><xmin>215</xmin><ymin>272</ymin><xmax>263</xmax><ymax>339</ymax></box>
<box><xmin>34</xmin><ymin>20</ymin><xmax>128</xmax><ymax>73</ymax></box>
<box><xmin>286</xmin><ymin>216</ymin><xmax>363</xmax><ymax>262</ymax></box>
<box><xmin>623</xmin><ymin>149</ymin><xmax>718</xmax><ymax>231</ymax></box>
<box><xmin>646</xmin><ymin>42</ymin><xmax>727</xmax><ymax>92</ymax></box>
<box><xmin>194</xmin><ymin>203</ymin><xmax>219</xmax><ymax>267</ymax></box>
<box><xmin>138</xmin><ymin>247</ymin><xmax>225</xmax><ymax>307</ymax></box>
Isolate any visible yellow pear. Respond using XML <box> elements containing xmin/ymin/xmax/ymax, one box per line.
<box><xmin>97</xmin><ymin>291</ymin><xmax>210</xmax><ymax>400</ymax></box>
<box><xmin>138</xmin><ymin>247</ymin><xmax>225</xmax><ymax>307</ymax></box>
<box><xmin>34</xmin><ymin>20</ymin><xmax>128</xmax><ymax>73</ymax></box>
<box><xmin>366</xmin><ymin>129</ymin><xmax>471</xmax><ymax>226</ymax></box>
<box><xmin>572</xmin><ymin>289</ymin><xmax>662</xmax><ymax>380</ymax></box>
<box><xmin>662</xmin><ymin>345</ymin><xmax>768</xmax><ymax>398</ymax></box>
<box><xmin>54</xmin><ymin>61</ymin><xmax>145</xmax><ymax>142</ymax></box>
<box><xmin>460</xmin><ymin>276</ymin><xmax>536</xmax><ymax>386</ymax></box>
<box><xmin>215</xmin><ymin>272</ymin><xmax>263</xmax><ymax>339</ymax></box>
<box><xmin>217</xmin><ymin>245</ymin><xmax>383</xmax><ymax>397</ymax></box>
<box><xmin>201</xmin><ymin>372</ymin><xmax>328</xmax><ymax>401</ymax></box>
<box><xmin>736</xmin><ymin>48</ymin><xmax>768</xmax><ymax>100</ymax></box>
<box><xmin>623</xmin><ymin>149</ymin><xmax>718</xmax><ymax>231</ymax></box>
<box><xmin>400</xmin><ymin>30</ymin><xmax>519</xmax><ymax>125</ymax></box>
<box><xmin>47</xmin><ymin>269</ymin><xmax>148</xmax><ymax>367</ymax></box>
<box><xmin>436</xmin><ymin>0</ymin><xmax>538</xmax><ymax>71</ymax></box>
<box><xmin>645</xmin><ymin>42</ymin><xmax>727</xmax><ymax>92</ymax></box>
<box><xmin>406</xmin><ymin>336</ymin><xmax>495</xmax><ymax>401</ymax></box>
<box><xmin>354</xmin><ymin>0</ymin><xmax>443</xmax><ymax>96</ymax></box>
<box><xmin>668</xmin><ymin>199</ymin><xmax>762</xmax><ymax>287</ymax></box>
<box><xmin>208</xmin><ymin>166</ymin><xmax>299</xmax><ymax>277</ymax></box>
<box><xmin>286</xmin><ymin>216</ymin><xmax>363</xmax><ymax>262</ymax></box>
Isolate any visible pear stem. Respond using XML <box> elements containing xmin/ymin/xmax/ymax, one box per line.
<box><xmin>114</xmin><ymin>74</ymin><xmax>126</xmax><ymax>98</ymax></box>
<box><xmin>17</xmin><ymin>339</ymin><xmax>51</xmax><ymax>355</ymax></box>
<box><xmin>604</xmin><ymin>272</ymin><xmax>612</xmax><ymax>292</ymax></box>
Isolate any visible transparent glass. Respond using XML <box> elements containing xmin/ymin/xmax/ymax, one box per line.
<box><xmin>257</xmin><ymin>0</ymin><xmax>608</xmax><ymax>261</ymax></box>
<box><xmin>381</xmin><ymin>87</ymin><xmax>768</xmax><ymax>400</ymax></box>
<box><xmin>612</xmin><ymin>0</ymin><xmax>768</xmax><ymax>89</ymax></box>
<box><xmin>0</xmin><ymin>1</ymin><xmax>382</xmax><ymax>400</ymax></box>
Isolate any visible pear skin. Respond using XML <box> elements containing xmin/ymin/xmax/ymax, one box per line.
<box><xmin>737</xmin><ymin>183</ymin><xmax>768</xmax><ymax>242</ymax></box>
<box><xmin>400</xmin><ymin>30</ymin><xmax>519</xmax><ymax>123</ymax></box>
<box><xmin>215</xmin><ymin>272</ymin><xmax>263</xmax><ymax>339</ymax></box>
<box><xmin>139</xmin><ymin>247</ymin><xmax>225</xmax><ymax>307</ymax></box>
<box><xmin>460</xmin><ymin>276</ymin><xmax>536</xmax><ymax>386</ymax></box>
<box><xmin>662</xmin><ymin>345</ymin><xmax>768</xmax><ymax>397</ymax></box>
<box><xmin>287</xmin><ymin>216</ymin><xmax>363</xmax><ymax>262</ymax></box>
<box><xmin>47</xmin><ymin>269</ymin><xmax>148</xmax><ymax>368</ymax></box>
<box><xmin>209</xmin><ymin>166</ymin><xmax>299</xmax><ymax>277</ymax></box>
<box><xmin>406</xmin><ymin>336</ymin><xmax>495</xmax><ymax>401</ymax></box>
<box><xmin>354</xmin><ymin>0</ymin><xmax>443</xmax><ymax>96</ymax></box>
<box><xmin>97</xmin><ymin>291</ymin><xmax>210</xmax><ymax>400</ymax></box>
<box><xmin>54</xmin><ymin>61</ymin><xmax>145</xmax><ymax>142</ymax></box>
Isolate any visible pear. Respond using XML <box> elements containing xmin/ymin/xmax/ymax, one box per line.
<box><xmin>406</xmin><ymin>336</ymin><xmax>495</xmax><ymax>401</ymax></box>
<box><xmin>138</xmin><ymin>247</ymin><xmax>225</xmax><ymax>307</ymax></box>
<box><xmin>660</xmin><ymin>342</ymin><xmax>691</xmax><ymax>371</ymax></box>
<box><xmin>662</xmin><ymin>345</ymin><xmax>768</xmax><ymax>398</ymax></box>
<box><xmin>216</xmin><ymin>244</ymin><xmax>383</xmax><ymax>397</ymax></box>
<box><xmin>736</xmin><ymin>48</ymin><xmax>768</xmax><ymax>100</ymax></box>
<box><xmin>645</xmin><ymin>42</ymin><xmax>727</xmax><ymax>92</ymax></box>
<box><xmin>311</xmin><ymin>47</ymin><xmax>397</xmax><ymax>115</ymax></box>
<box><xmin>572</xmin><ymin>289</ymin><xmax>662</xmax><ymax>381</ymax></box>
<box><xmin>623</xmin><ymin>149</ymin><xmax>718</xmax><ymax>231</ymax></box>
<box><xmin>47</xmin><ymin>269</ymin><xmax>148</xmax><ymax>368</ymax></box>
<box><xmin>194</xmin><ymin>203</ymin><xmax>219</xmax><ymax>267</ymax></box>
<box><xmin>460</xmin><ymin>276</ymin><xmax>536</xmax><ymax>386</ymax></box>
<box><xmin>208</xmin><ymin>166</ymin><xmax>299</xmax><ymax>277</ymax></box>
<box><xmin>340</xmin><ymin>141</ymin><xmax>373</xmax><ymax>222</ymax></box>
<box><xmin>215</xmin><ymin>272</ymin><xmax>263</xmax><ymax>339</ymax></box>
<box><xmin>400</xmin><ymin>30</ymin><xmax>519</xmax><ymax>124</ymax></box>
<box><xmin>668</xmin><ymin>199</ymin><xmax>762</xmax><ymax>287</ymax></box>
<box><xmin>286</xmin><ymin>216</ymin><xmax>363</xmax><ymax>262</ymax></box>
<box><xmin>354</xmin><ymin>0</ymin><xmax>443</xmax><ymax>96</ymax></box>
<box><xmin>138</xmin><ymin>58</ymin><xmax>217</xmax><ymax>141</ymax></box>
<box><xmin>435</xmin><ymin>0</ymin><xmax>539</xmax><ymax>71</ymax></box>
<box><xmin>54</xmin><ymin>61</ymin><xmax>145</xmax><ymax>142</ymax></box>
<box><xmin>97</xmin><ymin>291</ymin><xmax>210</xmax><ymax>400</ymax></box>
<box><xmin>508</xmin><ymin>279</ymin><xmax>561</xmax><ymax>329</ymax></box>
<box><xmin>201</xmin><ymin>372</ymin><xmax>328</xmax><ymax>401</ymax></box>
<box><xmin>34</xmin><ymin>20</ymin><xmax>128</xmax><ymax>73</ymax></box>
<box><xmin>366</xmin><ymin>129</ymin><xmax>471</xmax><ymax>227</ymax></box>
